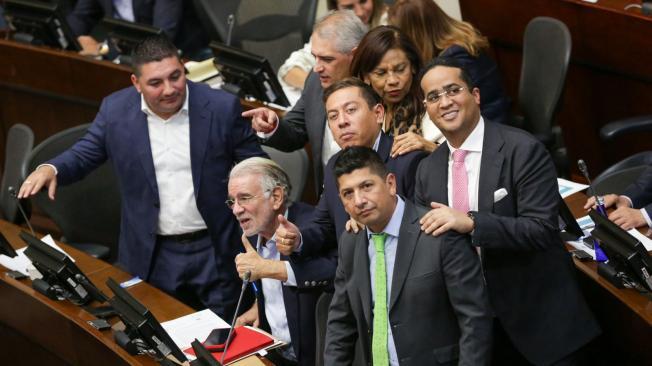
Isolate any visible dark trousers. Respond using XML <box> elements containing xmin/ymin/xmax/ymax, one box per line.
<box><xmin>492</xmin><ymin>319</ymin><xmax>587</xmax><ymax>366</ymax></box>
<box><xmin>147</xmin><ymin>234</ymin><xmax>247</xmax><ymax>321</ymax></box>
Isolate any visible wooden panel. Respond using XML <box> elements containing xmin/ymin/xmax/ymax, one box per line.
<box><xmin>460</xmin><ymin>0</ymin><xmax>652</xmax><ymax>175</ymax></box>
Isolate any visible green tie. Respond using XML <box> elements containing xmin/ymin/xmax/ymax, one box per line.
<box><xmin>371</xmin><ymin>232</ymin><xmax>389</xmax><ymax>366</ymax></box>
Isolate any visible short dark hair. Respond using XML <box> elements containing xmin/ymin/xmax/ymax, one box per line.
<box><xmin>323</xmin><ymin>77</ymin><xmax>382</xmax><ymax>109</ymax></box>
<box><xmin>131</xmin><ymin>34</ymin><xmax>180</xmax><ymax>76</ymax></box>
<box><xmin>418</xmin><ymin>57</ymin><xmax>475</xmax><ymax>89</ymax></box>
<box><xmin>333</xmin><ymin>146</ymin><xmax>388</xmax><ymax>188</ymax></box>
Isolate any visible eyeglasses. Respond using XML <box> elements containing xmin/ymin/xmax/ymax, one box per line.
<box><xmin>225</xmin><ymin>190</ymin><xmax>270</xmax><ymax>209</ymax></box>
<box><xmin>423</xmin><ymin>85</ymin><xmax>466</xmax><ymax>105</ymax></box>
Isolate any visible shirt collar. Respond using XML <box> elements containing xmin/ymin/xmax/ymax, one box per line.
<box><xmin>371</xmin><ymin>131</ymin><xmax>382</xmax><ymax>152</ymax></box>
<box><xmin>446</xmin><ymin>115</ymin><xmax>484</xmax><ymax>155</ymax></box>
<box><xmin>366</xmin><ymin>196</ymin><xmax>405</xmax><ymax>241</ymax></box>
<box><xmin>140</xmin><ymin>84</ymin><xmax>190</xmax><ymax>121</ymax></box>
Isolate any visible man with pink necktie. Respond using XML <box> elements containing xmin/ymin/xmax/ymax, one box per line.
<box><xmin>416</xmin><ymin>57</ymin><xmax>600</xmax><ymax>366</ymax></box>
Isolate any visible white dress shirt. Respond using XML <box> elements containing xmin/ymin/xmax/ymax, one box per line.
<box><xmin>256</xmin><ymin>209</ymin><xmax>298</xmax><ymax>360</ymax></box>
<box><xmin>112</xmin><ymin>0</ymin><xmax>135</xmax><ymax>22</ymax></box>
<box><xmin>367</xmin><ymin>196</ymin><xmax>405</xmax><ymax>366</ymax></box>
<box><xmin>141</xmin><ymin>86</ymin><xmax>207</xmax><ymax>235</ymax></box>
<box><xmin>446</xmin><ymin>117</ymin><xmax>485</xmax><ymax>212</ymax></box>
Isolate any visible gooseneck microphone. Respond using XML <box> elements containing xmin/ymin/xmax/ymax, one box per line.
<box><xmin>220</xmin><ymin>270</ymin><xmax>251</xmax><ymax>365</ymax></box>
<box><xmin>577</xmin><ymin>160</ymin><xmax>608</xmax><ymax>216</ymax></box>
<box><xmin>226</xmin><ymin>14</ymin><xmax>235</xmax><ymax>47</ymax></box>
<box><xmin>8</xmin><ymin>186</ymin><xmax>36</xmax><ymax>236</ymax></box>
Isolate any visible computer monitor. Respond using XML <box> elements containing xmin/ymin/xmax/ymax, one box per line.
<box><xmin>210</xmin><ymin>41</ymin><xmax>290</xmax><ymax>107</ymax></box>
<box><xmin>100</xmin><ymin>17</ymin><xmax>163</xmax><ymax>64</ymax></box>
<box><xmin>106</xmin><ymin>277</ymin><xmax>188</xmax><ymax>363</ymax></box>
<box><xmin>3</xmin><ymin>0</ymin><xmax>80</xmax><ymax>51</ymax></box>
<box><xmin>589</xmin><ymin>210</ymin><xmax>652</xmax><ymax>291</ymax></box>
<box><xmin>558</xmin><ymin>193</ymin><xmax>583</xmax><ymax>241</ymax></box>
<box><xmin>20</xmin><ymin>231</ymin><xmax>108</xmax><ymax>305</ymax></box>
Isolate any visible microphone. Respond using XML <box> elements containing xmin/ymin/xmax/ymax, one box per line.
<box><xmin>577</xmin><ymin>160</ymin><xmax>608</xmax><ymax>216</ymax></box>
<box><xmin>577</xmin><ymin>159</ymin><xmax>609</xmax><ymax>262</ymax></box>
<box><xmin>220</xmin><ymin>270</ymin><xmax>251</xmax><ymax>365</ymax></box>
<box><xmin>226</xmin><ymin>14</ymin><xmax>235</xmax><ymax>46</ymax></box>
<box><xmin>8</xmin><ymin>186</ymin><xmax>36</xmax><ymax>236</ymax></box>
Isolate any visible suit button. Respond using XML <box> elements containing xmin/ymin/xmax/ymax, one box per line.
<box><xmin>154</xmin><ymin>202</ymin><xmax>160</xmax><ymax>208</ymax></box>
<box><xmin>304</xmin><ymin>281</ymin><xmax>310</xmax><ymax>286</ymax></box>
<box><xmin>311</xmin><ymin>281</ymin><xmax>317</xmax><ymax>286</ymax></box>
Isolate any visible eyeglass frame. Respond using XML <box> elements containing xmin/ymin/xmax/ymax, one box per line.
<box><xmin>225</xmin><ymin>189</ymin><xmax>272</xmax><ymax>209</ymax></box>
<box><xmin>423</xmin><ymin>85</ymin><xmax>467</xmax><ymax>105</ymax></box>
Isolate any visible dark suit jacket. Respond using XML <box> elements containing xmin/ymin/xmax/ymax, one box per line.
<box><xmin>624</xmin><ymin>165</ymin><xmax>652</xmax><ymax>219</ymax></box>
<box><xmin>415</xmin><ymin>121</ymin><xmax>600</xmax><ymax>365</ymax></box>
<box><xmin>66</xmin><ymin>0</ymin><xmax>207</xmax><ymax>56</ymax></box>
<box><xmin>265</xmin><ymin>72</ymin><xmax>326</xmax><ymax>195</ymax></box>
<box><xmin>324</xmin><ymin>201</ymin><xmax>492</xmax><ymax>366</ymax></box>
<box><xmin>299</xmin><ymin>132</ymin><xmax>428</xmax><ymax>258</ymax></box>
<box><xmin>49</xmin><ymin>81</ymin><xmax>266</xmax><ymax>317</ymax></box>
<box><xmin>441</xmin><ymin>45</ymin><xmax>510</xmax><ymax>125</ymax></box>
<box><xmin>255</xmin><ymin>201</ymin><xmax>334</xmax><ymax>366</ymax></box>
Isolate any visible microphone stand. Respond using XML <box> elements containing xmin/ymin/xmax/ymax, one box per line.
<box><xmin>577</xmin><ymin>160</ymin><xmax>609</xmax><ymax>262</ymax></box>
<box><xmin>220</xmin><ymin>271</ymin><xmax>250</xmax><ymax>365</ymax></box>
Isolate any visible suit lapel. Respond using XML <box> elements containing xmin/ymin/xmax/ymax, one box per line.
<box><xmin>478</xmin><ymin>122</ymin><xmax>505</xmax><ymax>213</ymax></box>
<box><xmin>129</xmin><ymin>95</ymin><xmax>159</xmax><ymax>197</ymax></box>
<box><xmin>377</xmin><ymin>132</ymin><xmax>393</xmax><ymax>164</ymax></box>
<box><xmin>434</xmin><ymin>144</ymin><xmax>450</xmax><ymax>205</ymax></box>
<box><xmin>188</xmin><ymin>83</ymin><xmax>210</xmax><ymax>195</ymax></box>
<box><xmin>389</xmin><ymin>202</ymin><xmax>419</xmax><ymax>311</ymax></box>
<box><xmin>354</xmin><ymin>232</ymin><xmax>373</xmax><ymax>328</ymax></box>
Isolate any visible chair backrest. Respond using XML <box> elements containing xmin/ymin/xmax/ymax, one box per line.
<box><xmin>262</xmin><ymin>145</ymin><xmax>309</xmax><ymax>203</ymax></box>
<box><xmin>314</xmin><ymin>291</ymin><xmax>333</xmax><ymax>366</ymax></box>
<box><xmin>192</xmin><ymin>0</ymin><xmax>318</xmax><ymax>71</ymax></box>
<box><xmin>519</xmin><ymin>16</ymin><xmax>572</xmax><ymax>138</ymax></box>
<box><xmin>25</xmin><ymin>124</ymin><xmax>121</xmax><ymax>263</ymax></box>
<box><xmin>592</xmin><ymin>151</ymin><xmax>652</xmax><ymax>196</ymax></box>
<box><xmin>0</xmin><ymin>124</ymin><xmax>34</xmax><ymax>222</ymax></box>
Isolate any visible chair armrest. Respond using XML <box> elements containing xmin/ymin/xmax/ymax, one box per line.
<box><xmin>600</xmin><ymin>115</ymin><xmax>652</xmax><ymax>141</ymax></box>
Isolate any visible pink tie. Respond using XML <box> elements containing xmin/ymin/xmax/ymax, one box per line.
<box><xmin>452</xmin><ymin>149</ymin><xmax>469</xmax><ymax>213</ymax></box>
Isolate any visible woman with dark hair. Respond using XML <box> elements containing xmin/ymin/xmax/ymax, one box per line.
<box><xmin>389</xmin><ymin>0</ymin><xmax>510</xmax><ymax>125</ymax></box>
<box><xmin>351</xmin><ymin>25</ymin><xmax>443</xmax><ymax>156</ymax></box>
<box><xmin>279</xmin><ymin>0</ymin><xmax>387</xmax><ymax>91</ymax></box>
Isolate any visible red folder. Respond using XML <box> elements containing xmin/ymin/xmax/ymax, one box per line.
<box><xmin>184</xmin><ymin>326</ymin><xmax>275</xmax><ymax>364</ymax></box>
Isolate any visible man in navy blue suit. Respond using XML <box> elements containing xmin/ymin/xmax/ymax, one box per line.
<box><xmin>273</xmin><ymin>78</ymin><xmax>427</xmax><ymax>261</ymax></box>
<box><xmin>227</xmin><ymin>157</ymin><xmax>330</xmax><ymax>366</ymax></box>
<box><xmin>66</xmin><ymin>0</ymin><xmax>207</xmax><ymax>59</ymax></box>
<box><xmin>19</xmin><ymin>35</ymin><xmax>266</xmax><ymax>320</ymax></box>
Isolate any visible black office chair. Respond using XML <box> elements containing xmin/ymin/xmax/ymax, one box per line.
<box><xmin>314</xmin><ymin>291</ymin><xmax>333</xmax><ymax>366</ymax></box>
<box><xmin>513</xmin><ymin>17</ymin><xmax>572</xmax><ymax>176</ymax></box>
<box><xmin>0</xmin><ymin>123</ymin><xmax>34</xmax><ymax>223</ymax></box>
<box><xmin>23</xmin><ymin>124</ymin><xmax>121</xmax><ymax>261</ymax></box>
<box><xmin>192</xmin><ymin>0</ymin><xmax>318</xmax><ymax>71</ymax></box>
<box><xmin>262</xmin><ymin>146</ymin><xmax>309</xmax><ymax>203</ymax></box>
<box><xmin>592</xmin><ymin>116</ymin><xmax>652</xmax><ymax>195</ymax></box>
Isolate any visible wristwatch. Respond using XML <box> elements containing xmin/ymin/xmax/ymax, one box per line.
<box><xmin>467</xmin><ymin>211</ymin><xmax>477</xmax><ymax>234</ymax></box>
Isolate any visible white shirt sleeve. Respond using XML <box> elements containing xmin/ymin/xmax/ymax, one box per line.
<box><xmin>36</xmin><ymin>163</ymin><xmax>58</xmax><ymax>175</ymax></box>
<box><xmin>282</xmin><ymin>261</ymin><xmax>297</xmax><ymax>287</ymax></box>
<box><xmin>277</xmin><ymin>41</ymin><xmax>315</xmax><ymax>80</ymax></box>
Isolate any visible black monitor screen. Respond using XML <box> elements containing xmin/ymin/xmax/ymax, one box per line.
<box><xmin>20</xmin><ymin>231</ymin><xmax>107</xmax><ymax>305</ymax></box>
<box><xmin>210</xmin><ymin>41</ymin><xmax>290</xmax><ymax>107</ymax></box>
<box><xmin>101</xmin><ymin>17</ymin><xmax>162</xmax><ymax>63</ymax></box>
<box><xmin>0</xmin><ymin>232</ymin><xmax>18</xmax><ymax>258</ymax></box>
<box><xmin>3</xmin><ymin>0</ymin><xmax>80</xmax><ymax>51</ymax></box>
<box><xmin>106</xmin><ymin>277</ymin><xmax>187</xmax><ymax>363</ymax></box>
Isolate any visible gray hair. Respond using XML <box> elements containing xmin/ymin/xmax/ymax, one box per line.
<box><xmin>230</xmin><ymin>157</ymin><xmax>292</xmax><ymax>204</ymax></box>
<box><xmin>313</xmin><ymin>10</ymin><xmax>368</xmax><ymax>54</ymax></box>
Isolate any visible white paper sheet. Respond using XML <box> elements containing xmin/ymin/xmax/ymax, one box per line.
<box><xmin>558</xmin><ymin>178</ymin><xmax>589</xmax><ymax>198</ymax></box>
<box><xmin>0</xmin><ymin>247</ymin><xmax>32</xmax><ymax>275</ymax></box>
<box><xmin>161</xmin><ymin>309</ymin><xmax>230</xmax><ymax>352</ymax></box>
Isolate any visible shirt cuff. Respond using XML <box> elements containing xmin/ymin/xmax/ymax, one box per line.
<box><xmin>641</xmin><ymin>208</ymin><xmax>652</xmax><ymax>228</ymax></box>
<box><xmin>37</xmin><ymin>163</ymin><xmax>58</xmax><ymax>175</ymax></box>
<box><xmin>255</xmin><ymin>114</ymin><xmax>280</xmax><ymax>140</ymax></box>
<box><xmin>294</xmin><ymin>232</ymin><xmax>303</xmax><ymax>253</ymax></box>
<box><xmin>282</xmin><ymin>261</ymin><xmax>297</xmax><ymax>287</ymax></box>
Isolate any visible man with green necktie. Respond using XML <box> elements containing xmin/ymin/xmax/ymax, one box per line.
<box><xmin>324</xmin><ymin>146</ymin><xmax>492</xmax><ymax>366</ymax></box>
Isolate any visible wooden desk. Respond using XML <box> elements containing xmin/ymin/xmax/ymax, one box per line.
<box><xmin>460</xmin><ymin>0</ymin><xmax>652</xmax><ymax>175</ymax></box>
<box><xmin>564</xmin><ymin>192</ymin><xmax>652</xmax><ymax>364</ymax></box>
<box><xmin>0</xmin><ymin>220</ymin><xmax>194</xmax><ymax>366</ymax></box>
